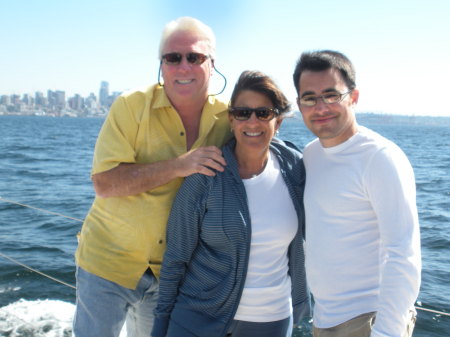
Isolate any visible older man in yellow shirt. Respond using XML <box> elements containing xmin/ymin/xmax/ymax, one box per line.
<box><xmin>73</xmin><ymin>17</ymin><xmax>231</xmax><ymax>337</ymax></box>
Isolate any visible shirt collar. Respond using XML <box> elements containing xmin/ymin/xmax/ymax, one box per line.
<box><xmin>151</xmin><ymin>84</ymin><xmax>226</xmax><ymax>117</ymax></box>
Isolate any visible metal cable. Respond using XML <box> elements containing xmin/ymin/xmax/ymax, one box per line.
<box><xmin>0</xmin><ymin>196</ymin><xmax>84</xmax><ymax>223</ymax></box>
<box><xmin>0</xmin><ymin>251</ymin><xmax>76</xmax><ymax>290</ymax></box>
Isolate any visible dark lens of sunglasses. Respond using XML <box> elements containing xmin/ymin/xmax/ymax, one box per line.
<box><xmin>255</xmin><ymin>110</ymin><xmax>273</xmax><ymax>121</ymax></box>
<box><xmin>163</xmin><ymin>53</ymin><xmax>182</xmax><ymax>64</ymax></box>
<box><xmin>231</xmin><ymin>108</ymin><xmax>276</xmax><ymax>121</ymax></box>
<box><xmin>233</xmin><ymin>109</ymin><xmax>252</xmax><ymax>120</ymax></box>
<box><xmin>186</xmin><ymin>53</ymin><xmax>208</xmax><ymax>64</ymax></box>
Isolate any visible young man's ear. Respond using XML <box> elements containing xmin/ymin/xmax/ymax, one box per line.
<box><xmin>351</xmin><ymin>89</ymin><xmax>359</xmax><ymax>105</ymax></box>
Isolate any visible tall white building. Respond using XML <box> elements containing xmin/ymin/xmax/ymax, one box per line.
<box><xmin>99</xmin><ymin>81</ymin><xmax>109</xmax><ymax>107</ymax></box>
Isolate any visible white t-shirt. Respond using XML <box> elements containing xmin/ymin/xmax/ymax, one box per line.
<box><xmin>234</xmin><ymin>151</ymin><xmax>298</xmax><ymax>322</ymax></box>
<box><xmin>304</xmin><ymin>126</ymin><xmax>421</xmax><ymax>336</ymax></box>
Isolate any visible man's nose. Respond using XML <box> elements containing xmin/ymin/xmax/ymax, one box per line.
<box><xmin>314</xmin><ymin>97</ymin><xmax>329</xmax><ymax>112</ymax></box>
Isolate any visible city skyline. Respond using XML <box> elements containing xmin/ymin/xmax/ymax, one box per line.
<box><xmin>1</xmin><ymin>0</ymin><xmax>450</xmax><ymax>117</ymax></box>
<box><xmin>2</xmin><ymin>80</ymin><xmax>450</xmax><ymax>127</ymax></box>
<box><xmin>0</xmin><ymin>82</ymin><xmax>121</xmax><ymax>102</ymax></box>
<box><xmin>0</xmin><ymin>81</ymin><xmax>120</xmax><ymax>117</ymax></box>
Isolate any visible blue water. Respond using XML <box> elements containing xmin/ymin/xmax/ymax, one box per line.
<box><xmin>0</xmin><ymin>115</ymin><xmax>449</xmax><ymax>336</ymax></box>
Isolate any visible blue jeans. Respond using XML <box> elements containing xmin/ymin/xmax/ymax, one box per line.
<box><xmin>73</xmin><ymin>266</ymin><xmax>159</xmax><ymax>337</ymax></box>
<box><xmin>227</xmin><ymin>316</ymin><xmax>293</xmax><ymax>337</ymax></box>
<box><xmin>166</xmin><ymin>316</ymin><xmax>292</xmax><ymax>337</ymax></box>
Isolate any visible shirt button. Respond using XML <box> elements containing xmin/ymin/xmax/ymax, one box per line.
<box><xmin>158</xmin><ymin>239</ymin><xmax>164</xmax><ymax>244</ymax></box>
<box><xmin>180</xmin><ymin>132</ymin><xmax>184</xmax><ymax>136</ymax></box>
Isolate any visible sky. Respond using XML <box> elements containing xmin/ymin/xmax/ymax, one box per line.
<box><xmin>1</xmin><ymin>0</ymin><xmax>449</xmax><ymax>117</ymax></box>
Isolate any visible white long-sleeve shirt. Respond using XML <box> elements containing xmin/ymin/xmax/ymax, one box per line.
<box><xmin>303</xmin><ymin>126</ymin><xmax>421</xmax><ymax>337</ymax></box>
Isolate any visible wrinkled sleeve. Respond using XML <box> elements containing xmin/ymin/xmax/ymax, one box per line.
<box><xmin>151</xmin><ymin>173</ymin><xmax>209</xmax><ymax>337</ymax></box>
<box><xmin>91</xmin><ymin>95</ymin><xmax>140</xmax><ymax>175</ymax></box>
<box><xmin>364</xmin><ymin>147</ymin><xmax>421</xmax><ymax>337</ymax></box>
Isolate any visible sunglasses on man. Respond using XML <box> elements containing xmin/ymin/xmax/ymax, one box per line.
<box><xmin>161</xmin><ymin>52</ymin><xmax>210</xmax><ymax>65</ymax></box>
<box><xmin>229</xmin><ymin>107</ymin><xmax>280</xmax><ymax>121</ymax></box>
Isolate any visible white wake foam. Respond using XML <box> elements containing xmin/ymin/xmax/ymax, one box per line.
<box><xmin>0</xmin><ymin>299</ymin><xmax>127</xmax><ymax>336</ymax></box>
<box><xmin>0</xmin><ymin>299</ymin><xmax>74</xmax><ymax>336</ymax></box>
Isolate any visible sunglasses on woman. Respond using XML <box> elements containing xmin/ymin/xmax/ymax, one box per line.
<box><xmin>229</xmin><ymin>107</ymin><xmax>280</xmax><ymax>121</ymax></box>
<box><xmin>161</xmin><ymin>52</ymin><xmax>210</xmax><ymax>65</ymax></box>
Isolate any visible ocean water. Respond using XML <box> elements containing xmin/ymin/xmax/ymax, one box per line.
<box><xmin>0</xmin><ymin>115</ymin><xmax>449</xmax><ymax>336</ymax></box>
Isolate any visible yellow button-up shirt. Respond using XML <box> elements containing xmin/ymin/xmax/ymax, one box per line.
<box><xmin>75</xmin><ymin>84</ymin><xmax>231</xmax><ymax>289</ymax></box>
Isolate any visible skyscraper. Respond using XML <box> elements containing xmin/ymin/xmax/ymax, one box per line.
<box><xmin>55</xmin><ymin>91</ymin><xmax>66</xmax><ymax>109</ymax></box>
<box><xmin>99</xmin><ymin>81</ymin><xmax>109</xmax><ymax>107</ymax></box>
<box><xmin>35</xmin><ymin>92</ymin><xmax>45</xmax><ymax>106</ymax></box>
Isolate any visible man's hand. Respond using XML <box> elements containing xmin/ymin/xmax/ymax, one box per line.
<box><xmin>92</xmin><ymin>146</ymin><xmax>226</xmax><ymax>198</ymax></box>
<box><xmin>175</xmin><ymin>146</ymin><xmax>226</xmax><ymax>177</ymax></box>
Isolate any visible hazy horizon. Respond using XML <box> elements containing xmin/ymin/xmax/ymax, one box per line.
<box><xmin>2</xmin><ymin>0</ymin><xmax>449</xmax><ymax>117</ymax></box>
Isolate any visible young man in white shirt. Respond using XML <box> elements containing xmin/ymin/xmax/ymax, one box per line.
<box><xmin>292</xmin><ymin>50</ymin><xmax>421</xmax><ymax>337</ymax></box>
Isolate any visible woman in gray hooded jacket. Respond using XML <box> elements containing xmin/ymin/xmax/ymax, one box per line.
<box><xmin>152</xmin><ymin>70</ymin><xmax>311</xmax><ymax>337</ymax></box>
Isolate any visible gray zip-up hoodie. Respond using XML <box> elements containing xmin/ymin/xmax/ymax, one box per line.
<box><xmin>152</xmin><ymin>138</ymin><xmax>311</xmax><ymax>337</ymax></box>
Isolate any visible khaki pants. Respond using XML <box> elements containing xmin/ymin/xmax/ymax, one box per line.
<box><xmin>313</xmin><ymin>311</ymin><xmax>416</xmax><ymax>337</ymax></box>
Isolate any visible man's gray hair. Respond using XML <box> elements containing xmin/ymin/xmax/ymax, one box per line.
<box><xmin>159</xmin><ymin>17</ymin><xmax>216</xmax><ymax>60</ymax></box>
